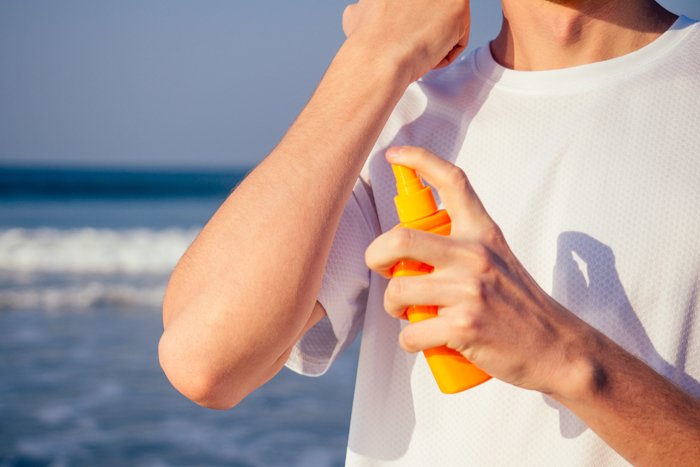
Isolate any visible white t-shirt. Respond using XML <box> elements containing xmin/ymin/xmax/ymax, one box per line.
<box><xmin>287</xmin><ymin>15</ymin><xmax>700</xmax><ymax>466</ymax></box>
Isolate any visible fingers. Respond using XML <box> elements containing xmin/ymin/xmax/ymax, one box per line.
<box><xmin>399</xmin><ymin>315</ymin><xmax>453</xmax><ymax>352</ymax></box>
<box><xmin>384</xmin><ymin>274</ymin><xmax>445</xmax><ymax>317</ymax></box>
<box><xmin>365</xmin><ymin>227</ymin><xmax>454</xmax><ymax>277</ymax></box>
<box><xmin>376</xmin><ymin>145</ymin><xmax>510</xmax><ymax>363</ymax></box>
<box><xmin>434</xmin><ymin>26</ymin><xmax>470</xmax><ymax>69</ymax></box>
<box><xmin>436</xmin><ymin>43</ymin><xmax>465</xmax><ymax>69</ymax></box>
<box><xmin>366</xmin><ymin>225</ymin><xmax>494</xmax><ymax>277</ymax></box>
<box><xmin>398</xmin><ymin>309</ymin><xmax>481</xmax><ymax>354</ymax></box>
<box><xmin>383</xmin><ymin>271</ymin><xmax>483</xmax><ymax>317</ymax></box>
<box><xmin>399</xmin><ymin>302</ymin><xmax>485</xmax><ymax>354</ymax></box>
<box><xmin>386</xmin><ymin>146</ymin><xmax>496</xmax><ymax>239</ymax></box>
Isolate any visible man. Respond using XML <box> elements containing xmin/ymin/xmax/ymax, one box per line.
<box><xmin>159</xmin><ymin>0</ymin><xmax>700</xmax><ymax>465</ymax></box>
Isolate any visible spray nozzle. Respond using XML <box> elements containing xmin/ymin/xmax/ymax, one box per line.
<box><xmin>392</xmin><ymin>164</ymin><xmax>439</xmax><ymax>223</ymax></box>
<box><xmin>392</xmin><ymin>164</ymin><xmax>425</xmax><ymax>195</ymax></box>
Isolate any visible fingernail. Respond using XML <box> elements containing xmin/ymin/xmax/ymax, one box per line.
<box><xmin>386</xmin><ymin>147</ymin><xmax>404</xmax><ymax>161</ymax></box>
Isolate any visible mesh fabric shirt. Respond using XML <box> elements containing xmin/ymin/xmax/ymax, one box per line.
<box><xmin>286</xmin><ymin>16</ymin><xmax>700</xmax><ymax>466</ymax></box>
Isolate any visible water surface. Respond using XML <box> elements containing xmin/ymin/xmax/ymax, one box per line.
<box><xmin>0</xmin><ymin>167</ymin><xmax>358</xmax><ymax>466</ymax></box>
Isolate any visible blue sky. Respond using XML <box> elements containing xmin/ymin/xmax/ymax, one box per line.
<box><xmin>1</xmin><ymin>1</ymin><xmax>698</xmax><ymax>169</ymax></box>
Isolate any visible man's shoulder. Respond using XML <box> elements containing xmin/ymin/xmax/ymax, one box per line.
<box><xmin>380</xmin><ymin>47</ymin><xmax>485</xmax><ymax>130</ymax></box>
<box><xmin>364</xmin><ymin>47</ymin><xmax>489</xmax><ymax>184</ymax></box>
<box><xmin>673</xmin><ymin>16</ymin><xmax>700</xmax><ymax>68</ymax></box>
<box><xmin>416</xmin><ymin>48</ymin><xmax>482</xmax><ymax>93</ymax></box>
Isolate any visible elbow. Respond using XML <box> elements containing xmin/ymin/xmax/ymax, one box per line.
<box><xmin>159</xmin><ymin>286</ymin><xmax>245</xmax><ymax>409</ymax></box>
<box><xmin>158</xmin><ymin>329</ymin><xmax>247</xmax><ymax>410</ymax></box>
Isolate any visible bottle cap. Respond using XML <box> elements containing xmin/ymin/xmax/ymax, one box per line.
<box><xmin>392</xmin><ymin>164</ymin><xmax>438</xmax><ymax>223</ymax></box>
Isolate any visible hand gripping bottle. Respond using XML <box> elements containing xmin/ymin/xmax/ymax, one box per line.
<box><xmin>391</xmin><ymin>164</ymin><xmax>491</xmax><ymax>394</ymax></box>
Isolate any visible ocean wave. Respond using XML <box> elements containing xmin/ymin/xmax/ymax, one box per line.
<box><xmin>0</xmin><ymin>280</ymin><xmax>167</xmax><ymax>312</ymax></box>
<box><xmin>0</xmin><ymin>227</ymin><xmax>199</xmax><ymax>275</ymax></box>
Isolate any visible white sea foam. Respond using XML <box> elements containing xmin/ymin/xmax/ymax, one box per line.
<box><xmin>0</xmin><ymin>227</ymin><xmax>200</xmax><ymax>311</ymax></box>
<box><xmin>0</xmin><ymin>281</ymin><xmax>168</xmax><ymax>312</ymax></box>
<box><xmin>0</xmin><ymin>227</ymin><xmax>199</xmax><ymax>275</ymax></box>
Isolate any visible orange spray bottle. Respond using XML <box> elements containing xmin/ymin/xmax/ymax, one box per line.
<box><xmin>391</xmin><ymin>164</ymin><xmax>491</xmax><ymax>394</ymax></box>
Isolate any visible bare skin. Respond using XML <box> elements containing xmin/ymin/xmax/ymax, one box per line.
<box><xmin>493</xmin><ymin>0</ymin><xmax>677</xmax><ymax>70</ymax></box>
<box><xmin>159</xmin><ymin>0</ymin><xmax>700</xmax><ymax>465</ymax></box>
<box><xmin>159</xmin><ymin>0</ymin><xmax>471</xmax><ymax>409</ymax></box>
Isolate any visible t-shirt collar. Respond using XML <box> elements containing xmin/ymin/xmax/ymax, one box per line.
<box><xmin>472</xmin><ymin>15</ymin><xmax>697</xmax><ymax>93</ymax></box>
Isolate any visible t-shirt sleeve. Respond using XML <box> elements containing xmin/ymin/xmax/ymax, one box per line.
<box><xmin>285</xmin><ymin>177</ymin><xmax>379</xmax><ymax>376</ymax></box>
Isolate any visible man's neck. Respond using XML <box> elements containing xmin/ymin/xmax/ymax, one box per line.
<box><xmin>491</xmin><ymin>0</ymin><xmax>677</xmax><ymax>70</ymax></box>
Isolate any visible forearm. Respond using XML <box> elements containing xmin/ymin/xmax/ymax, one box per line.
<box><xmin>159</xmin><ymin>37</ymin><xmax>411</xmax><ymax>409</ymax></box>
<box><xmin>555</xmin><ymin>326</ymin><xmax>700</xmax><ymax>466</ymax></box>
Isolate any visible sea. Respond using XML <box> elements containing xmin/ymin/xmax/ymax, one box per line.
<box><xmin>0</xmin><ymin>166</ymin><xmax>359</xmax><ymax>467</ymax></box>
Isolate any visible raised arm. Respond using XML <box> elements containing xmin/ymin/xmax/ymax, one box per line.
<box><xmin>158</xmin><ymin>0</ymin><xmax>471</xmax><ymax>410</ymax></box>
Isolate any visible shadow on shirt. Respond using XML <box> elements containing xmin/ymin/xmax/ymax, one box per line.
<box><xmin>350</xmin><ymin>59</ymin><xmax>698</xmax><ymax>456</ymax></box>
<box><xmin>545</xmin><ymin>231</ymin><xmax>700</xmax><ymax>438</ymax></box>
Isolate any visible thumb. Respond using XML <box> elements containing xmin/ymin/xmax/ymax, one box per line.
<box><xmin>386</xmin><ymin>146</ymin><xmax>495</xmax><ymax>240</ymax></box>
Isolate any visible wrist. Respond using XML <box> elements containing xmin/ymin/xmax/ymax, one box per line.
<box><xmin>549</xmin><ymin>325</ymin><xmax>612</xmax><ymax>404</ymax></box>
<box><xmin>339</xmin><ymin>33</ymin><xmax>415</xmax><ymax>89</ymax></box>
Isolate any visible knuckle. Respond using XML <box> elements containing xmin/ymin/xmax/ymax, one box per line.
<box><xmin>363</xmin><ymin>247</ymin><xmax>373</xmax><ymax>269</ymax></box>
<box><xmin>342</xmin><ymin>4</ymin><xmax>353</xmax><ymax>20</ymax></box>
<box><xmin>446</xmin><ymin>165</ymin><xmax>469</xmax><ymax>189</ymax></box>
<box><xmin>412</xmin><ymin>146</ymin><xmax>431</xmax><ymax>158</ymax></box>
<box><xmin>455</xmin><ymin>242</ymin><xmax>474</xmax><ymax>262</ymax></box>
<box><xmin>440</xmin><ymin>305</ymin><xmax>483</xmax><ymax>353</ymax></box>
<box><xmin>400</xmin><ymin>327</ymin><xmax>419</xmax><ymax>352</ymax></box>
<box><xmin>481</xmin><ymin>223</ymin><xmax>504</xmax><ymax>247</ymax></box>
<box><xmin>461</xmin><ymin>277</ymin><xmax>484</xmax><ymax>301</ymax></box>
<box><xmin>450</xmin><ymin>313</ymin><xmax>478</xmax><ymax>342</ymax></box>
<box><xmin>392</xmin><ymin>228</ymin><xmax>415</xmax><ymax>253</ymax></box>
<box><xmin>342</xmin><ymin>4</ymin><xmax>358</xmax><ymax>35</ymax></box>
<box><xmin>385</xmin><ymin>278</ymin><xmax>404</xmax><ymax>309</ymax></box>
<box><xmin>467</xmin><ymin>243</ymin><xmax>493</xmax><ymax>273</ymax></box>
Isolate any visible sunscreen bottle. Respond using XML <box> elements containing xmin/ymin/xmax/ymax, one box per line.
<box><xmin>391</xmin><ymin>164</ymin><xmax>491</xmax><ymax>394</ymax></box>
